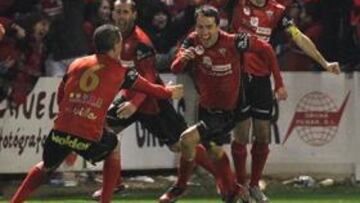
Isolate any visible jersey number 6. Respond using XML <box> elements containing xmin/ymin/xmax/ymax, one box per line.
<box><xmin>79</xmin><ymin>64</ymin><xmax>104</xmax><ymax>92</ymax></box>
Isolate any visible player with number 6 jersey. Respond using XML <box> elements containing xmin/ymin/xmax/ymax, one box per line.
<box><xmin>10</xmin><ymin>24</ymin><xmax>183</xmax><ymax>203</ymax></box>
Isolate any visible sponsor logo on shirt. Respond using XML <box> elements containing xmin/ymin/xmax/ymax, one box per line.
<box><xmin>69</xmin><ymin>92</ymin><xmax>103</xmax><ymax>108</ymax></box>
<box><xmin>51</xmin><ymin>133</ymin><xmax>91</xmax><ymax>151</ymax></box>
<box><xmin>72</xmin><ymin>106</ymin><xmax>97</xmax><ymax>120</ymax></box>
<box><xmin>201</xmin><ymin>56</ymin><xmax>233</xmax><ymax>76</ymax></box>
<box><xmin>120</xmin><ymin>60</ymin><xmax>135</xmax><ymax>68</ymax></box>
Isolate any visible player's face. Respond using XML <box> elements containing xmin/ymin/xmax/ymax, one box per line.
<box><xmin>195</xmin><ymin>14</ymin><xmax>219</xmax><ymax>48</ymax></box>
<box><xmin>249</xmin><ymin>0</ymin><xmax>267</xmax><ymax>7</ymax></box>
<box><xmin>98</xmin><ymin>0</ymin><xmax>111</xmax><ymax>22</ymax></box>
<box><xmin>112</xmin><ymin>3</ymin><xmax>136</xmax><ymax>34</ymax></box>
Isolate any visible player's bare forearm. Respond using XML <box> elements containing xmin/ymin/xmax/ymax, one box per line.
<box><xmin>288</xmin><ymin>26</ymin><xmax>340</xmax><ymax>74</ymax></box>
<box><xmin>291</xmin><ymin>30</ymin><xmax>327</xmax><ymax>68</ymax></box>
<box><xmin>132</xmin><ymin>75</ymin><xmax>172</xmax><ymax>99</ymax></box>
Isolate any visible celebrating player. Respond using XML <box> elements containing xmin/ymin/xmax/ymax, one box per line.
<box><xmin>91</xmin><ymin>0</ymin><xmax>223</xmax><ymax>199</ymax></box>
<box><xmin>10</xmin><ymin>24</ymin><xmax>183</xmax><ymax>203</ymax></box>
<box><xmin>159</xmin><ymin>5</ymin><xmax>280</xmax><ymax>203</ymax></box>
<box><xmin>230</xmin><ymin>0</ymin><xmax>341</xmax><ymax>202</ymax></box>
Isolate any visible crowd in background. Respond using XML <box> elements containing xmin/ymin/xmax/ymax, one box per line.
<box><xmin>0</xmin><ymin>0</ymin><xmax>359</xmax><ymax>106</ymax></box>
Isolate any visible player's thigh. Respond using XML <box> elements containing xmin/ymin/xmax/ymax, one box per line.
<box><xmin>139</xmin><ymin>100</ymin><xmax>187</xmax><ymax>150</ymax></box>
<box><xmin>43</xmin><ymin>130</ymin><xmax>72</xmax><ymax>171</ymax></box>
<box><xmin>233</xmin><ymin>118</ymin><xmax>251</xmax><ymax>144</ymax></box>
<box><xmin>76</xmin><ymin>129</ymin><xmax>118</xmax><ymax>164</ymax></box>
<box><xmin>197</xmin><ymin>107</ymin><xmax>235</xmax><ymax>149</ymax></box>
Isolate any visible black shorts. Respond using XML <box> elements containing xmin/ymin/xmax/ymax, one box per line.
<box><xmin>106</xmin><ymin>97</ymin><xmax>187</xmax><ymax>146</ymax></box>
<box><xmin>196</xmin><ymin>107</ymin><xmax>235</xmax><ymax>148</ymax></box>
<box><xmin>236</xmin><ymin>74</ymin><xmax>273</xmax><ymax>121</ymax></box>
<box><xmin>43</xmin><ymin>129</ymin><xmax>118</xmax><ymax>170</ymax></box>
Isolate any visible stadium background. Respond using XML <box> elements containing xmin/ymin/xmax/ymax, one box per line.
<box><xmin>1</xmin><ymin>0</ymin><xmax>360</xmax><ymax>202</ymax></box>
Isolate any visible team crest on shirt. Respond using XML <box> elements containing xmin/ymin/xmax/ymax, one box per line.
<box><xmin>219</xmin><ymin>48</ymin><xmax>226</xmax><ymax>56</ymax></box>
<box><xmin>243</xmin><ymin>7</ymin><xmax>251</xmax><ymax>15</ymax></box>
<box><xmin>250</xmin><ymin>17</ymin><xmax>259</xmax><ymax>27</ymax></box>
<box><xmin>266</xmin><ymin>10</ymin><xmax>274</xmax><ymax>18</ymax></box>
<box><xmin>194</xmin><ymin>45</ymin><xmax>205</xmax><ymax>55</ymax></box>
<box><xmin>124</xmin><ymin>42</ymin><xmax>130</xmax><ymax>52</ymax></box>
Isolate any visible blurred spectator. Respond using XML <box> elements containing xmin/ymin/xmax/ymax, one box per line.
<box><xmin>84</xmin><ymin>0</ymin><xmax>112</xmax><ymax>52</ymax></box>
<box><xmin>0</xmin><ymin>0</ymin><xmax>15</xmax><ymax>16</ymax></box>
<box><xmin>0</xmin><ymin>17</ymin><xmax>26</xmax><ymax>103</ymax></box>
<box><xmin>41</xmin><ymin>0</ymin><xmax>63</xmax><ymax>18</ymax></box>
<box><xmin>45</xmin><ymin>0</ymin><xmax>89</xmax><ymax>77</ymax></box>
<box><xmin>0</xmin><ymin>23</ymin><xmax>5</xmax><ymax>41</ymax></box>
<box><xmin>85</xmin><ymin>0</ymin><xmax>112</xmax><ymax>27</ymax></box>
<box><xmin>0</xmin><ymin>12</ymin><xmax>50</xmax><ymax>105</ymax></box>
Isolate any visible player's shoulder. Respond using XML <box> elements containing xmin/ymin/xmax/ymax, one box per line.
<box><xmin>68</xmin><ymin>55</ymin><xmax>97</xmax><ymax>72</ymax></box>
<box><xmin>134</xmin><ymin>26</ymin><xmax>154</xmax><ymax>47</ymax></box>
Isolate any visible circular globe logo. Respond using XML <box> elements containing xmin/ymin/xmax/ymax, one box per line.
<box><xmin>283</xmin><ymin>91</ymin><xmax>350</xmax><ymax>147</ymax></box>
<box><xmin>295</xmin><ymin>91</ymin><xmax>337</xmax><ymax>146</ymax></box>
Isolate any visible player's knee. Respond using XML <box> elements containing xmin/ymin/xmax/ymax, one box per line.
<box><xmin>253</xmin><ymin>119</ymin><xmax>270</xmax><ymax>143</ymax></box>
<box><xmin>179</xmin><ymin>126</ymin><xmax>199</xmax><ymax>151</ymax></box>
<box><xmin>208</xmin><ymin>145</ymin><xmax>224</xmax><ymax>160</ymax></box>
<box><xmin>233</xmin><ymin>119</ymin><xmax>251</xmax><ymax>144</ymax></box>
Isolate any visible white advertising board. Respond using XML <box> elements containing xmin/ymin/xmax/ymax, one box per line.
<box><xmin>0</xmin><ymin>73</ymin><xmax>359</xmax><ymax>178</ymax></box>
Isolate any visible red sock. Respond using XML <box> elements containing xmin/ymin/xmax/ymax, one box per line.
<box><xmin>214</xmin><ymin>153</ymin><xmax>236</xmax><ymax>196</ymax></box>
<box><xmin>231</xmin><ymin>142</ymin><xmax>247</xmax><ymax>185</ymax></box>
<box><xmin>250</xmin><ymin>143</ymin><xmax>269</xmax><ymax>187</ymax></box>
<box><xmin>11</xmin><ymin>162</ymin><xmax>47</xmax><ymax>203</ymax></box>
<box><xmin>175</xmin><ymin>156</ymin><xmax>195</xmax><ymax>189</ymax></box>
<box><xmin>194</xmin><ymin>144</ymin><xmax>217</xmax><ymax>177</ymax></box>
<box><xmin>100</xmin><ymin>153</ymin><xmax>120</xmax><ymax>203</ymax></box>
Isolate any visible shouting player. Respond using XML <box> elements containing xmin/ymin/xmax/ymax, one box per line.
<box><xmin>159</xmin><ymin>5</ymin><xmax>280</xmax><ymax>203</ymax></box>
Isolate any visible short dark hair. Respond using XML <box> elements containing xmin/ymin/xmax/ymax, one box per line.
<box><xmin>93</xmin><ymin>24</ymin><xmax>122</xmax><ymax>54</ymax></box>
<box><xmin>195</xmin><ymin>5</ymin><xmax>219</xmax><ymax>25</ymax></box>
<box><xmin>114</xmin><ymin>0</ymin><xmax>136</xmax><ymax>11</ymax></box>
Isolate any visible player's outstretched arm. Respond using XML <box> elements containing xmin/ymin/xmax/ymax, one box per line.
<box><xmin>123</xmin><ymin>69</ymin><xmax>183</xmax><ymax>100</ymax></box>
<box><xmin>286</xmin><ymin>25</ymin><xmax>340</xmax><ymax>74</ymax></box>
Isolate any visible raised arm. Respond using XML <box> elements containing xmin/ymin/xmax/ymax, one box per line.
<box><xmin>281</xmin><ymin>15</ymin><xmax>340</xmax><ymax>74</ymax></box>
<box><xmin>171</xmin><ymin>37</ymin><xmax>196</xmax><ymax>73</ymax></box>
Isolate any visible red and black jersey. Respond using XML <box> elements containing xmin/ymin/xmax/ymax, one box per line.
<box><xmin>231</xmin><ymin>0</ymin><xmax>288</xmax><ymax>89</ymax></box>
<box><xmin>172</xmin><ymin>30</ymin><xmax>276</xmax><ymax>110</ymax></box>
<box><xmin>120</xmin><ymin>26</ymin><xmax>161</xmax><ymax>115</ymax></box>
<box><xmin>54</xmin><ymin>54</ymin><xmax>172</xmax><ymax>142</ymax></box>
<box><xmin>232</xmin><ymin>0</ymin><xmax>287</xmax><ymax>41</ymax></box>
